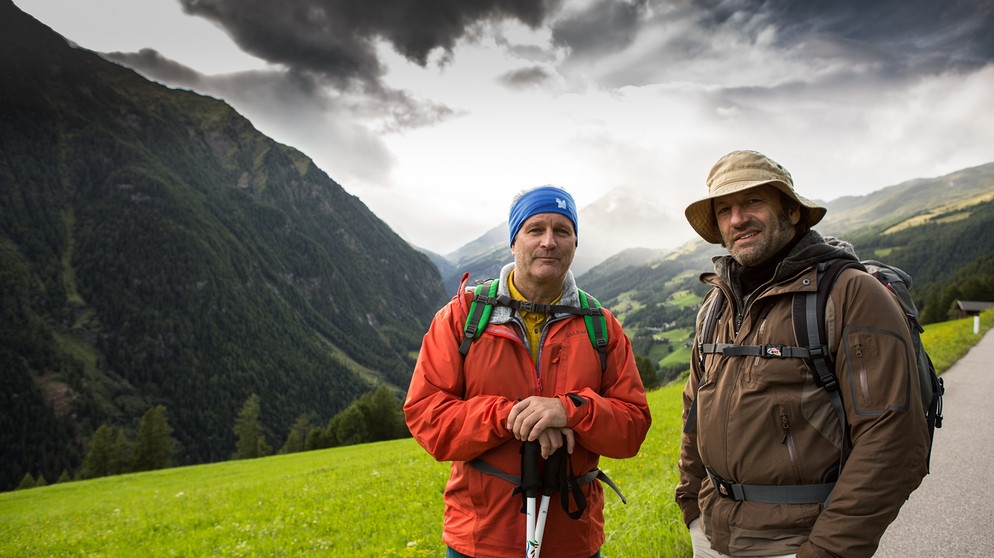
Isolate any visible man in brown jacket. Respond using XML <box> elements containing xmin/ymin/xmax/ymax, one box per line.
<box><xmin>675</xmin><ymin>150</ymin><xmax>930</xmax><ymax>558</ymax></box>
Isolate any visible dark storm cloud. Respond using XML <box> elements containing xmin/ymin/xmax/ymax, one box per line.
<box><xmin>698</xmin><ymin>0</ymin><xmax>994</xmax><ymax>69</ymax></box>
<box><xmin>497</xmin><ymin>65</ymin><xmax>554</xmax><ymax>89</ymax></box>
<box><xmin>112</xmin><ymin>45</ymin><xmax>456</xmax><ymax>135</ymax></box>
<box><xmin>104</xmin><ymin>48</ymin><xmax>204</xmax><ymax>86</ymax></box>
<box><xmin>178</xmin><ymin>0</ymin><xmax>564</xmax><ymax>92</ymax></box>
<box><xmin>551</xmin><ymin>0</ymin><xmax>649</xmax><ymax>59</ymax></box>
<box><xmin>544</xmin><ymin>0</ymin><xmax>993</xmax><ymax>90</ymax></box>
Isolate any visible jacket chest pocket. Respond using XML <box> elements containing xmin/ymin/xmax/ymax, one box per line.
<box><xmin>843</xmin><ymin>326</ymin><xmax>911</xmax><ymax>412</ymax></box>
<box><xmin>546</xmin><ymin>333</ymin><xmax>603</xmax><ymax>395</ymax></box>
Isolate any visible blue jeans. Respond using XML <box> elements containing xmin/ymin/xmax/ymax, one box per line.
<box><xmin>446</xmin><ymin>548</ymin><xmax>601</xmax><ymax>558</ymax></box>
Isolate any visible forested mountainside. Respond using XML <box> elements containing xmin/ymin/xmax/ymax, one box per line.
<box><xmin>0</xmin><ymin>1</ymin><xmax>447</xmax><ymax>490</ymax></box>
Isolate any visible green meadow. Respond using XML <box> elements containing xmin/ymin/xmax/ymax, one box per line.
<box><xmin>0</xmin><ymin>383</ymin><xmax>690</xmax><ymax>558</ymax></box>
<box><xmin>3</xmin><ymin>310</ymin><xmax>990</xmax><ymax>557</ymax></box>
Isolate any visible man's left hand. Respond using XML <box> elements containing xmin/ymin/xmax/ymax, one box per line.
<box><xmin>507</xmin><ymin>396</ymin><xmax>568</xmax><ymax>447</ymax></box>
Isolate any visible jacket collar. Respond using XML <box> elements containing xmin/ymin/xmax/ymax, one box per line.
<box><xmin>488</xmin><ymin>262</ymin><xmax>579</xmax><ymax>324</ymax></box>
<box><xmin>709</xmin><ymin>230</ymin><xmax>861</xmax><ymax>303</ymax></box>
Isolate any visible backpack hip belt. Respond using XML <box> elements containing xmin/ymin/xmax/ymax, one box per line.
<box><xmin>705</xmin><ymin>466</ymin><xmax>835</xmax><ymax>505</ymax></box>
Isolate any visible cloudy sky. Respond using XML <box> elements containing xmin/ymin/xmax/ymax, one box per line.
<box><xmin>14</xmin><ymin>0</ymin><xmax>994</xmax><ymax>255</ymax></box>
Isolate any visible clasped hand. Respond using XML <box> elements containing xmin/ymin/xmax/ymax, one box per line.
<box><xmin>507</xmin><ymin>396</ymin><xmax>575</xmax><ymax>458</ymax></box>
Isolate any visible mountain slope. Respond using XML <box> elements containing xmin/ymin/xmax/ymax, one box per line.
<box><xmin>437</xmin><ymin>186</ymin><xmax>692</xmax><ymax>293</ymax></box>
<box><xmin>819</xmin><ymin>162</ymin><xmax>994</xmax><ymax>238</ymax></box>
<box><xmin>0</xmin><ymin>0</ymin><xmax>447</xmax><ymax>489</ymax></box>
<box><xmin>568</xmin><ymin>161</ymin><xmax>994</xmax><ymax>384</ymax></box>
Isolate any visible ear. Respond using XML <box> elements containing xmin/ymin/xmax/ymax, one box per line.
<box><xmin>789</xmin><ymin>204</ymin><xmax>802</xmax><ymax>226</ymax></box>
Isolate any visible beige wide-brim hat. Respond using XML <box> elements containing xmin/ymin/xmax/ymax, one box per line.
<box><xmin>685</xmin><ymin>150</ymin><xmax>827</xmax><ymax>244</ymax></box>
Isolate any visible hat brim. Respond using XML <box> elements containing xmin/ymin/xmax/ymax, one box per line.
<box><xmin>684</xmin><ymin>180</ymin><xmax>826</xmax><ymax>244</ymax></box>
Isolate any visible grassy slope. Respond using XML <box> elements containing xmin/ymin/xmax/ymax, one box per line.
<box><xmin>0</xmin><ymin>383</ymin><xmax>690</xmax><ymax>558</ymax></box>
<box><xmin>3</xmin><ymin>310</ymin><xmax>990</xmax><ymax>557</ymax></box>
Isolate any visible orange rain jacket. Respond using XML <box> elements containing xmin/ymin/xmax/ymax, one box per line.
<box><xmin>405</xmin><ymin>264</ymin><xmax>651</xmax><ymax>558</ymax></box>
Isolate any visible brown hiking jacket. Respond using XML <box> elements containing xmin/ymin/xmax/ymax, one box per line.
<box><xmin>676</xmin><ymin>232</ymin><xmax>930</xmax><ymax>558</ymax></box>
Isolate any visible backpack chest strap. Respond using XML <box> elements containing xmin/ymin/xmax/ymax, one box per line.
<box><xmin>700</xmin><ymin>342</ymin><xmax>816</xmax><ymax>359</ymax></box>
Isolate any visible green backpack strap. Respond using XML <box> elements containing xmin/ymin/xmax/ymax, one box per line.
<box><xmin>460</xmin><ymin>279</ymin><xmax>500</xmax><ymax>356</ymax></box>
<box><xmin>578</xmin><ymin>289</ymin><xmax>608</xmax><ymax>372</ymax></box>
<box><xmin>459</xmin><ymin>281</ymin><xmax>609</xmax><ymax>372</ymax></box>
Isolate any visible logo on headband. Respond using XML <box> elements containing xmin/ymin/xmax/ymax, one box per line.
<box><xmin>556</xmin><ymin>198</ymin><xmax>568</xmax><ymax>209</ymax></box>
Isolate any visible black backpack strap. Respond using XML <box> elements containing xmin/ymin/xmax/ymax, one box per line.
<box><xmin>684</xmin><ymin>288</ymin><xmax>726</xmax><ymax>435</ymax></box>
<box><xmin>698</xmin><ymin>288</ymin><xmax>726</xmax><ymax>370</ymax></box>
<box><xmin>792</xmin><ymin>259</ymin><xmax>863</xmax><ymax>470</ymax></box>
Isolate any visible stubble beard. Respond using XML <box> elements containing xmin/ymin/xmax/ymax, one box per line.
<box><xmin>728</xmin><ymin>212</ymin><xmax>793</xmax><ymax>267</ymax></box>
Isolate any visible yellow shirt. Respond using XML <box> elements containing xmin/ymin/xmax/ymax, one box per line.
<box><xmin>507</xmin><ymin>271</ymin><xmax>562</xmax><ymax>365</ymax></box>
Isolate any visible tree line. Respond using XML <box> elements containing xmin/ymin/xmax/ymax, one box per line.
<box><xmin>12</xmin><ymin>384</ymin><xmax>409</xmax><ymax>491</ymax></box>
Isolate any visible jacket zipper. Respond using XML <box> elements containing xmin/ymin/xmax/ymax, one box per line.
<box><xmin>535</xmin><ymin>314</ymin><xmax>566</xmax><ymax>396</ymax></box>
<box><xmin>779</xmin><ymin>405</ymin><xmax>802</xmax><ymax>482</ymax></box>
<box><xmin>535</xmin><ymin>321</ymin><xmax>545</xmax><ymax>396</ymax></box>
<box><xmin>854</xmin><ymin>342</ymin><xmax>870</xmax><ymax>403</ymax></box>
<box><xmin>730</xmin><ymin>262</ymin><xmax>810</xmax><ymax>335</ymax></box>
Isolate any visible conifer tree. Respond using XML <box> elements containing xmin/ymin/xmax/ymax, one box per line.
<box><xmin>365</xmin><ymin>384</ymin><xmax>408</xmax><ymax>442</ymax></box>
<box><xmin>80</xmin><ymin>424</ymin><xmax>118</xmax><ymax>479</ymax></box>
<box><xmin>325</xmin><ymin>384</ymin><xmax>409</xmax><ymax>447</ymax></box>
<box><xmin>232</xmin><ymin>394</ymin><xmax>271</xmax><ymax>459</ymax></box>
<box><xmin>327</xmin><ymin>404</ymin><xmax>368</xmax><ymax>447</ymax></box>
<box><xmin>305</xmin><ymin>426</ymin><xmax>331</xmax><ymax>451</ymax></box>
<box><xmin>112</xmin><ymin>428</ymin><xmax>134</xmax><ymax>475</ymax></box>
<box><xmin>279</xmin><ymin>413</ymin><xmax>315</xmax><ymax>455</ymax></box>
<box><xmin>132</xmin><ymin>405</ymin><xmax>180</xmax><ymax>472</ymax></box>
<box><xmin>17</xmin><ymin>472</ymin><xmax>36</xmax><ymax>490</ymax></box>
<box><xmin>635</xmin><ymin>355</ymin><xmax>660</xmax><ymax>390</ymax></box>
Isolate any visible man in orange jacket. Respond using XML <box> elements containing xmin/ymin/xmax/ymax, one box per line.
<box><xmin>405</xmin><ymin>185</ymin><xmax>651</xmax><ymax>558</ymax></box>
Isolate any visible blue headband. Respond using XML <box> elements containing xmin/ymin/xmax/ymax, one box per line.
<box><xmin>508</xmin><ymin>186</ymin><xmax>578</xmax><ymax>246</ymax></box>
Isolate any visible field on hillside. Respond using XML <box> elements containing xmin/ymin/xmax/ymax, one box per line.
<box><xmin>0</xmin><ymin>384</ymin><xmax>692</xmax><ymax>558</ymax></box>
<box><xmin>920</xmin><ymin>311</ymin><xmax>994</xmax><ymax>373</ymax></box>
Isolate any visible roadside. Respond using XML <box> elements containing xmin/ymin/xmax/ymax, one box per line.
<box><xmin>874</xmin><ymin>327</ymin><xmax>994</xmax><ymax>557</ymax></box>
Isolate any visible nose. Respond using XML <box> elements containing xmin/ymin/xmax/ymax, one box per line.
<box><xmin>539</xmin><ymin>228</ymin><xmax>558</xmax><ymax>247</ymax></box>
<box><xmin>727</xmin><ymin>205</ymin><xmax>749</xmax><ymax>227</ymax></box>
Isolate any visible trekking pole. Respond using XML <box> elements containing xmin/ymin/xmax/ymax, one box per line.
<box><xmin>532</xmin><ymin>440</ymin><xmax>565</xmax><ymax>558</ymax></box>
<box><xmin>521</xmin><ymin>440</ymin><xmax>541</xmax><ymax>557</ymax></box>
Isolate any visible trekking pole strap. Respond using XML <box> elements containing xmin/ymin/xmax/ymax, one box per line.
<box><xmin>583</xmin><ymin>469</ymin><xmax>626</xmax><ymax>504</ymax></box>
<box><xmin>705</xmin><ymin>466</ymin><xmax>834</xmax><ymax>505</ymax></box>
<box><xmin>467</xmin><ymin>459</ymin><xmax>626</xmax><ymax>503</ymax></box>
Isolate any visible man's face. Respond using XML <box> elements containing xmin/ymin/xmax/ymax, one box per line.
<box><xmin>511</xmin><ymin>213</ymin><xmax>576</xmax><ymax>292</ymax></box>
<box><xmin>714</xmin><ymin>185</ymin><xmax>800</xmax><ymax>267</ymax></box>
